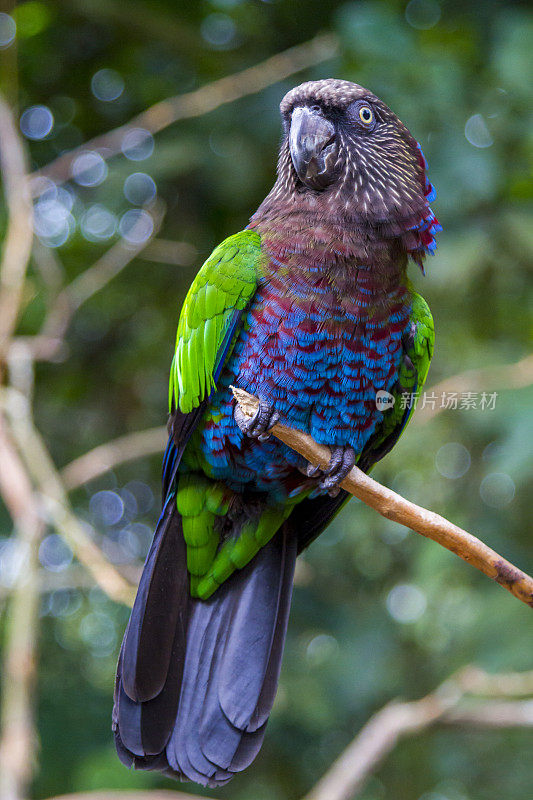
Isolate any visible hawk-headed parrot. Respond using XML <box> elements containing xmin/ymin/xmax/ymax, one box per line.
<box><xmin>113</xmin><ymin>79</ymin><xmax>440</xmax><ymax>786</ymax></box>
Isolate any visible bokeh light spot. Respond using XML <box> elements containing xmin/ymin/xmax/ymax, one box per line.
<box><xmin>43</xmin><ymin>589</ymin><xmax>82</xmax><ymax>618</ymax></box>
<box><xmin>79</xmin><ymin>611</ymin><xmax>116</xmax><ymax>655</ymax></box>
<box><xmin>91</xmin><ymin>68</ymin><xmax>124</xmax><ymax>102</ymax></box>
<box><xmin>118</xmin><ymin>488</ymin><xmax>137</xmax><ymax>520</ymax></box>
<box><xmin>482</xmin><ymin>441</ymin><xmax>505</xmax><ymax>462</ymax></box>
<box><xmin>38</xmin><ymin>535</ymin><xmax>73</xmax><ymax>573</ymax></box>
<box><xmin>0</xmin><ymin>13</ymin><xmax>16</xmax><ymax>48</ymax></box>
<box><xmin>71</xmin><ymin>151</ymin><xmax>108</xmax><ymax>186</ymax></box>
<box><xmin>465</xmin><ymin>114</ymin><xmax>493</xmax><ymax>148</ymax></box>
<box><xmin>80</xmin><ymin>204</ymin><xmax>117</xmax><ymax>242</ymax></box>
<box><xmin>405</xmin><ymin>0</ymin><xmax>441</xmax><ymax>29</ymax></box>
<box><xmin>435</xmin><ymin>442</ymin><xmax>471</xmax><ymax>479</ymax></box>
<box><xmin>33</xmin><ymin>188</ymin><xmax>75</xmax><ymax>248</ymax></box>
<box><xmin>127</xmin><ymin>522</ymin><xmax>153</xmax><ymax>557</ymax></box>
<box><xmin>201</xmin><ymin>13</ymin><xmax>237</xmax><ymax>48</ymax></box>
<box><xmin>123</xmin><ymin>172</ymin><xmax>157</xmax><ymax>205</ymax></box>
<box><xmin>20</xmin><ymin>104</ymin><xmax>54</xmax><ymax>140</ymax></box>
<box><xmin>125</xmin><ymin>481</ymin><xmax>154</xmax><ymax>514</ymax></box>
<box><xmin>89</xmin><ymin>490</ymin><xmax>124</xmax><ymax>526</ymax></box>
<box><xmin>119</xmin><ymin>208</ymin><xmax>154</xmax><ymax>244</ymax></box>
<box><xmin>386</xmin><ymin>583</ymin><xmax>427</xmax><ymax>623</ymax></box>
<box><xmin>121</xmin><ymin>128</ymin><xmax>154</xmax><ymax>161</ymax></box>
<box><xmin>480</xmin><ymin>472</ymin><xmax>515</xmax><ymax>508</ymax></box>
<box><xmin>306</xmin><ymin>634</ymin><xmax>339</xmax><ymax>666</ymax></box>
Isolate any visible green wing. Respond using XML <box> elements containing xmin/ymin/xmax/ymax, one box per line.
<box><xmin>358</xmin><ymin>288</ymin><xmax>434</xmax><ymax>470</ymax></box>
<box><xmin>168</xmin><ymin>229</ymin><xmax>262</xmax><ymax>414</ymax></box>
<box><xmin>168</xmin><ymin>229</ymin><xmax>265</xmax><ymax>599</ymax></box>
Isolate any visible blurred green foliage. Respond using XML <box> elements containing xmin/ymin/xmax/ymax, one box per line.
<box><xmin>0</xmin><ymin>0</ymin><xmax>532</xmax><ymax>798</ymax></box>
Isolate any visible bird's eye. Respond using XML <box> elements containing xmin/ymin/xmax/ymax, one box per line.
<box><xmin>359</xmin><ymin>106</ymin><xmax>374</xmax><ymax>125</ymax></box>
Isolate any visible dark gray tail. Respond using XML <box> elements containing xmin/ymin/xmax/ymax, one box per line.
<box><xmin>113</xmin><ymin>501</ymin><xmax>297</xmax><ymax>787</ymax></box>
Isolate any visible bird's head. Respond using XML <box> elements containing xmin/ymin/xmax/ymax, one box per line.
<box><xmin>253</xmin><ymin>79</ymin><xmax>440</xmax><ymax>266</ymax></box>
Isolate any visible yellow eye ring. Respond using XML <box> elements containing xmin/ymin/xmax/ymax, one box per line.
<box><xmin>359</xmin><ymin>106</ymin><xmax>373</xmax><ymax>125</ymax></box>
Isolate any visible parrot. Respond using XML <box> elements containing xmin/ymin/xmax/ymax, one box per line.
<box><xmin>113</xmin><ymin>78</ymin><xmax>440</xmax><ymax>787</ymax></box>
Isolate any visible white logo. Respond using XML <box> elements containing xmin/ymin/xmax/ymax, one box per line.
<box><xmin>375</xmin><ymin>390</ymin><xmax>395</xmax><ymax>411</ymax></box>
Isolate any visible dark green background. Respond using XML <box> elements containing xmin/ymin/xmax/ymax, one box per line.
<box><xmin>1</xmin><ymin>0</ymin><xmax>532</xmax><ymax>798</ymax></box>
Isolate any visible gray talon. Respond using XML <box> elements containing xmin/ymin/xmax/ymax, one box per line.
<box><xmin>319</xmin><ymin>445</ymin><xmax>356</xmax><ymax>494</ymax></box>
<box><xmin>303</xmin><ymin>445</ymin><xmax>356</xmax><ymax>496</ymax></box>
<box><xmin>323</xmin><ymin>446</ymin><xmax>343</xmax><ymax>476</ymax></box>
<box><xmin>234</xmin><ymin>399</ymin><xmax>279</xmax><ymax>440</ymax></box>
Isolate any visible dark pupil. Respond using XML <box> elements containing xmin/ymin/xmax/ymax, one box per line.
<box><xmin>362</xmin><ymin>108</ymin><xmax>371</xmax><ymax>120</ymax></box>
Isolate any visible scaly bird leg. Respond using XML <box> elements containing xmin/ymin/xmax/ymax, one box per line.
<box><xmin>306</xmin><ymin>445</ymin><xmax>356</xmax><ymax>497</ymax></box>
<box><xmin>234</xmin><ymin>397</ymin><xmax>280</xmax><ymax>442</ymax></box>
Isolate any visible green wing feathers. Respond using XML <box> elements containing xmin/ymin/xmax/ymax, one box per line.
<box><xmin>169</xmin><ymin>230</ymin><xmax>261</xmax><ymax>414</ymax></box>
<box><xmin>388</xmin><ymin>288</ymin><xmax>434</xmax><ymax>433</ymax></box>
<box><xmin>360</xmin><ymin>288</ymin><xmax>434</xmax><ymax>466</ymax></box>
<box><xmin>406</xmin><ymin>289</ymin><xmax>434</xmax><ymax>393</ymax></box>
<box><xmin>176</xmin><ymin>471</ymin><xmax>294</xmax><ymax>600</ymax></box>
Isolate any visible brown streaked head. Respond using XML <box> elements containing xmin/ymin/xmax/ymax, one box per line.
<box><xmin>268</xmin><ymin>79</ymin><xmax>428</xmax><ymax>226</ymax></box>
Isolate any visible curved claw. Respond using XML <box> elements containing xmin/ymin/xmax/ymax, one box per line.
<box><xmin>306</xmin><ymin>463</ymin><xmax>322</xmax><ymax>478</ymax></box>
<box><xmin>304</xmin><ymin>445</ymin><xmax>356</xmax><ymax>497</ymax></box>
<box><xmin>319</xmin><ymin>445</ymin><xmax>356</xmax><ymax>495</ymax></box>
<box><xmin>234</xmin><ymin>398</ymin><xmax>279</xmax><ymax>440</ymax></box>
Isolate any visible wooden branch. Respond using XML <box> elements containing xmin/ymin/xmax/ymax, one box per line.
<box><xmin>305</xmin><ymin>697</ymin><xmax>449</xmax><ymax>800</ymax></box>
<box><xmin>231</xmin><ymin>387</ymin><xmax>533</xmax><ymax>608</ymax></box>
<box><xmin>0</xmin><ymin>414</ymin><xmax>43</xmax><ymax>800</ymax></box>
<box><xmin>32</xmin><ymin>33</ymin><xmax>338</xmax><ymax>190</ymax></box>
<box><xmin>0</xmin><ymin>92</ymin><xmax>34</xmax><ymax>370</ymax></box>
<box><xmin>444</xmin><ymin>700</ymin><xmax>533</xmax><ymax>728</ymax></box>
<box><xmin>138</xmin><ymin>238</ymin><xmax>197</xmax><ymax>267</ymax></box>
<box><xmin>0</xmin><ymin>99</ymin><xmax>41</xmax><ymax>796</ymax></box>
<box><xmin>60</xmin><ymin>425</ymin><xmax>167</xmax><ymax>490</ymax></box>
<box><xmin>456</xmin><ymin>665</ymin><xmax>533</xmax><ymax>697</ymax></box>
<box><xmin>2</xmin><ymin>388</ymin><xmax>135</xmax><ymax>607</ymax></box>
<box><xmin>305</xmin><ymin>667</ymin><xmax>533</xmax><ymax>800</ymax></box>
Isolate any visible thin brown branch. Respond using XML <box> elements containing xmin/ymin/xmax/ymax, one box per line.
<box><xmin>0</xmin><ymin>415</ymin><xmax>43</xmax><ymax>800</ymax></box>
<box><xmin>231</xmin><ymin>386</ymin><xmax>533</xmax><ymax>608</ymax></box>
<box><xmin>305</xmin><ymin>696</ymin><xmax>451</xmax><ymax>800</ymax></box>
<box><xmin>0</xmin><ymin>92</ymin><xmax>34</xmax><ymax>369</ymax></box>
<box><xmin>416</xmin><ymin>352</ymin><xmax>533</xmax><ymax>424</ymax></box>
<box><xmin>305</xmin><ymin>668</ymin><xmax>533</xmax><ymax>800</ymax></box>
<box><xmin>32</xmin><ymin>33</ymin><xmax>339</xmax><ymax>190</ymax></box>
<box><xmin>444</xmin><ymin>700</ymin><xmax>533</xmax><ymax>727</ymax></box>
<box><xmin>139</xmin><ymin>238</ymin><xmax>197</xmax><ymax>267</ymax></box>
<box><xmin>2</xmin><ymin>388</ymin><xmax>135</xmax><ymax>607</ymax></box>
<box><xmin>61</xmin><ymin>425</ymin><xmax>167</xmax><ymax>491</ymax></box>
<box><xmin>457</xmin><ymin>665</ymin><xmax>533</xmax><ymax>697</ymax></box>
<box><xmin>32</xmin><ymin>239</ymin><xmax>65</xmax><ymax>296</ymax></box>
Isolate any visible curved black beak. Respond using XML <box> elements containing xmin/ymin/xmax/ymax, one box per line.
<box><xmin>289</xmin><ymin>106</ymin><xmax>338</xmax><ymax>190</ymax></box>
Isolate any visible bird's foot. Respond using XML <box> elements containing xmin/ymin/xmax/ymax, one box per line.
<box><xmin>305</xmin><ymin>445</ymin><xmax>356</xmax><ymax>497</ymax></box>
<box><xmin>234</xmin><ymin>398</ymin><xmax>280</xmax><ymax>442</ymax></box>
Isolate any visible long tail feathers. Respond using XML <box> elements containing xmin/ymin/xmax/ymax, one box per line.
<box><xmin>113</xmin><ymin>501</ymin><xmax>297</xmax><ymax>787</ymax></box>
